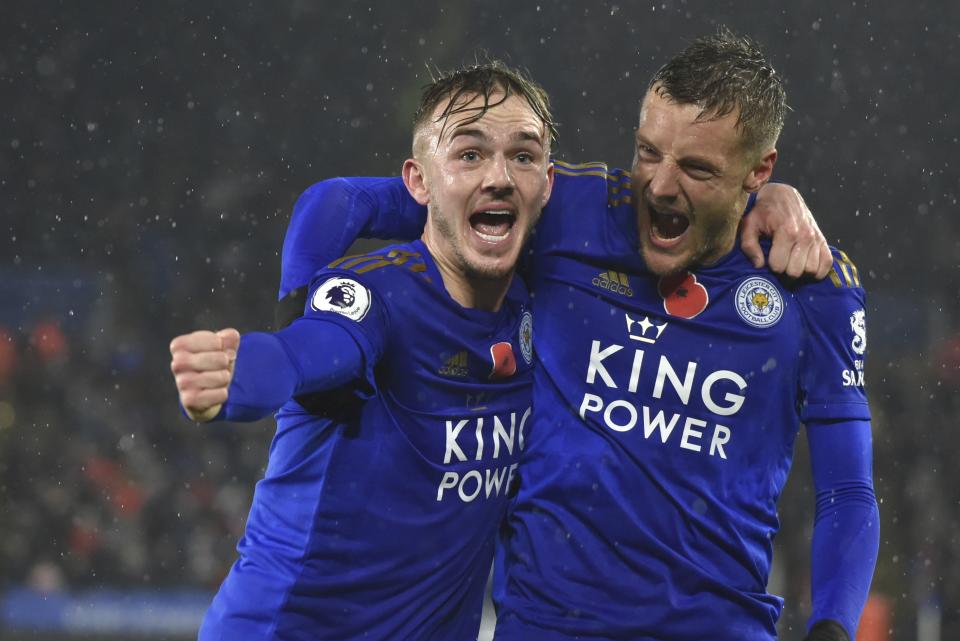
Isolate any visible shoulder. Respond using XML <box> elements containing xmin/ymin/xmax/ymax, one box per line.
<box><xmin>287</xmin><ymin>177</ymin><xmax>401</xmax><ymax>241</ymax></box>
<box><xmin>307</xmin><ymin>243</ymin><xmax>431</xmax><ymax>320</ymax></box>
<box><xmin>822</xmin><ymin>247</ymin><xmax>865</xmax><ymax>293</ymax></box>
<box><xmin>279</xmin><ymin>178</ymin><xmax>380</xmax><ymax>299</ymax></box>
<box><xmin>552</xmin><ymin>160</ymin><xmax>632</xmax><ymax>207</ymax></box>
<box><xmin>322</xmin><ymin>242</ymin><xmax>429</xmax><ymax>281</ymax></box>
<box><xmin>793</xmin><ymin>247</ymin><xmax>865</xmax><ymax>300</ymax></box>
<box><xmin>536</xmin><ymin>161</ymin><xmax>637</xmax><ymax>258</ymax></box>
<box><xmin>791</xmin><ymin>246</ymin><xmax>867</xmax><ymax>332</ymax></box>
<box><xmin>791</xmin><ymin>248</ymin><xmax>870</xmax><ymax>417</ymax></box>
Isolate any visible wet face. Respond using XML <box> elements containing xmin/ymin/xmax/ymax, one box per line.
<box><xmin>632</xmin><ymin>87</ymin><xmax>775</xmax><ymax>276</ymax></box>
<box><xmin>404</xmin><ymin>92</ymin><xmax>554</xmax><ymax>281</ymax></box>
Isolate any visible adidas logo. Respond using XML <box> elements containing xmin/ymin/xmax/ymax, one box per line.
<box><xmin>592</xmin><ymin>270</ymin><xmax>633</xmax><ymax>297</ymax></box>
<box><xmin>439</xmin><ymin>351</ymin><xmax>469</xmax><ymax>378</ymax></box>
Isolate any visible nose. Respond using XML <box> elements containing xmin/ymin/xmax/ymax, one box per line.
<box><xmin>647</xmin><ymin>158</ymin><xmax>680</xmax><ymax>202</ymax></box>
<box><xmin>482</xmin><ymin>154</ymin><xmax>515</xmax><ymax>193</ymax></box>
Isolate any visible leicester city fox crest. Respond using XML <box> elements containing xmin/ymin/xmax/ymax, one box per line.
<box><xmin>734</xmin><ymin>277</ymin><xmax>784</xmax><ymax>328</ymax></box>
<box><xmin>519</xmin><ymin>311</ymin><xmax>533</xmax><ymax>364</ymax></box>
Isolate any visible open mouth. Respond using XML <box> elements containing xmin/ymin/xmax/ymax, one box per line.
<box><xmin>470</xmin><ymin>209</ymin><xmax>516</xmax><ymax>243</ymax></box>
<box><xmin>649</xmin><ymin>205</ymin><xmax>690</xmax><ymax>244</ymax></box>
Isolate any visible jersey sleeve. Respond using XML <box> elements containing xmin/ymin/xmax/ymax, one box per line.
<box><xmin>278</xmin><ymin>177</ymin><xmax>426</xmax><ymax>300</ymax></box>
<box><xmin>216</xmin><ymin>268</ymin><xmax>392</xmax><ymax>422</ymax></box>
<box><xmin>299</xmin><ymin>268</ymin><xmax>394</xmax><ymax>398</ymax></box>
<box><xmin>795</xmin><ymin>249</ymin><xmax>871</xmax><ymax>422</ymax></box>
<box><xmin>806</xmin><ymin>418</ymin><xmax>879</xmax><ymax>640</ymax></box>
<box><xmin>220</xmin><ymin>321</ymin><xmax>366</xmax><ymax>422</ymax></box>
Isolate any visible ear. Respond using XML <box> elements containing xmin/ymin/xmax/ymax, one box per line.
<box><xmin>402</xmin><ymin>159</ymin><xmax>430</xmax><ymax>206</ymax></box>
<box><xmin>742</xmin><ymin>148</ymin><xmax>777</xmax><ymax>193</ymax></box>
<box><xmin>539</xmin><ymin>161</ymin><xmax>555</xmax><ymax>208</ymax></box>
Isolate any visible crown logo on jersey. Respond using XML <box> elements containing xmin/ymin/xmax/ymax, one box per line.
<box><xmin>592</xmin><ymin>270</ymin><xmax>634</xmax><ymax>297</ymax></box>
<box><xmin>625</xmin><ymin>313</ymin><xmax>668</xmax><ymax>344</ymax></box>
<box><xmin>438</xmin><ymin>351</ymin><xmax>469</xmax><ymax>378</ymax></box>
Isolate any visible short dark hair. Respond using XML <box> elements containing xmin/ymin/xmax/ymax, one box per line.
<box><xmin>414</xmin><ymin>60</ymin><xmax>557</xmax><ymax>151</ymax></box>
<box><xmin>649</xmin><ymin>27</ymin><xmax>786</xmax><ymax>154</ymax></box>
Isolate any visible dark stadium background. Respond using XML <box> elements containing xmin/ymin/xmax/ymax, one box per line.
<box><xmin>2</xmin><ymin>1</ymin><xmax>957</xmax><ymax>639</ymax></box>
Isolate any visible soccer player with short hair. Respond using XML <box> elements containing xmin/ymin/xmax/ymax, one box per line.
<box><xmin>282</xmin><ymin>32</ymin><xmax>878</xmax><ymax>641</ymax></box>
<box><xmin>170</xmin><ymin>62</ymin><xmax>555</xmax><ymax>640</ymax></box>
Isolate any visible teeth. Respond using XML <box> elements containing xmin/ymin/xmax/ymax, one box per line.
<box><xmin>476</xmin><ymin>229</ymin><xmax>512</xmax><ymax>242</ymax></box>
<box><xmin>480</xmin><ymin>209</ymin><xmax>512</xmax><ymax>216</ymax></box>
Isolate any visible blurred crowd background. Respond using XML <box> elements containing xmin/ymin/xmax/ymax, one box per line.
<box><xmin>1</xmin><ymin>1</ymin><xmax>957</xmax><ymax>639</ymax></box>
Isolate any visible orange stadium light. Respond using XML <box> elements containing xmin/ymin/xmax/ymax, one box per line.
<box><xmin>856</xmin><ymin>593</ymin><xmax>892</xmax><ymax>641</ymax></box>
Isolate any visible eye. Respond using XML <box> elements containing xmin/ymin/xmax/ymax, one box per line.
<box><xmin>683</xmin><ymin>164</ymin><xmax>716</xmax><ymax>180</ymax></box>
<box><xmin>515</xmin><ymin>152</ymin><xmax>534</xmax><ymax>164</ymax></box>
<box><xmin>460</xmin><ymin>150</ymin><xmax>480</xmax><ymax>162</ymax></box>
<box><xmin>636</xmin><ymin>144</ymin><xmax>659</xmax><ymax>161</ymax></box>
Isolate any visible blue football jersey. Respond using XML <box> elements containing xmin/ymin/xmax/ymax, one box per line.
<box><xmin>493</xmin><ymin>162</ymin><xmax>871</xmax><ymax>641</ymax></box>
<box><xmin>202</xmin><ymin>240</ymin><xmax>534</xmax><ymax>641</ymax></box>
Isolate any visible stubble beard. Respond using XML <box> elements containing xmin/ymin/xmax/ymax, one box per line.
<box><xmin>640</xmin><ymin>233</ymin><xmax>716</xmax><ymax>278</ymax></box>
<box><xmin>638</xmin><ymin>193</ymin><xmax>728</xmax><ymax>278</ymax></box>
<box><xmin>432</xmin><ymin>205</ymin><xmax>535</xmax><ymax>281</ymax></box>
<box><xmin>432</xmin><ymin>206</ymin><xmax>511</xmax><ymax>281</ymax></box>
<box><xmin>638</xmin><ymin>195</ymin><xmax>692</xmax><ymax>278</ymax></box>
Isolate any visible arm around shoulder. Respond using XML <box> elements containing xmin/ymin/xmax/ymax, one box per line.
<box><xmin>279</xmin><ymin>176</ymin><xmax>425</xmax><ymax>301</ymax></box>
<box><xmin>741</xmin><ymin>182</ymin><xmax>832</xmax><ymax>279</ymax></box>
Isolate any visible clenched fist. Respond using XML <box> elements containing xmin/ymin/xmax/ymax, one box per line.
<box><xmin>169</xmin><ymin>328</ymin><xmax>240</xmax><ymax>422</ymax></box>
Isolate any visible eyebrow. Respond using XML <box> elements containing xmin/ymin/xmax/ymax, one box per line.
<box><xmin>449</xmin><ymin>127</ymin><xmax>545</xmax><ymax>147</ymax></box>
<box><xmin>514</xmin><ymin>130</ymin><xmax>546</xmax><ymax>146</ymax></box>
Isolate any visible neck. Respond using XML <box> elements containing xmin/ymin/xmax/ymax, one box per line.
<box><xmin>421</xmin><ymin>234</ymin><xmax>513</xmax><ymax>312</ymax></box>
<box><xmin>697</xmin><ymin>192</ymin><xmax>751</xmax><ymax>266</ymax></box>
<box><xmin>699</xmin><ymin>221</ymin><xmax>740</xmax><ymax>266</ymax></box>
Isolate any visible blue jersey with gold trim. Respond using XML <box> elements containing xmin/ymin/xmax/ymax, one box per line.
<box><xmin>493</xmin><ymin>162</ymin><xmax>870</xmax><ymax>641</ymax></box>
<box><xmin>202</xmin><ymin>240</ymin><xmax>533</xmax><ymax>641</ymax></box>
